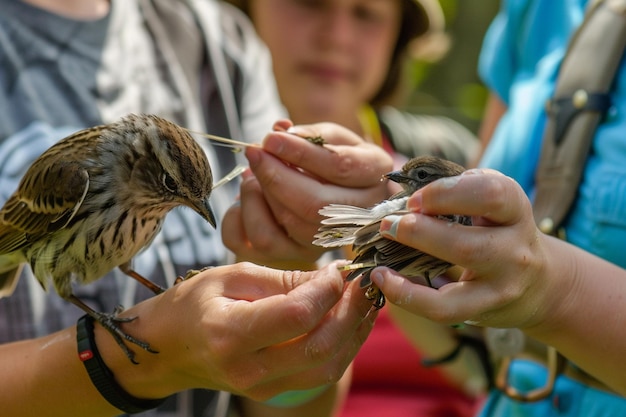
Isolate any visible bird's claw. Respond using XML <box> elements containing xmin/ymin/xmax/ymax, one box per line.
<box><xmin>174</xmin><ymin>266</ymin><xmax>213</xmax><ymax>285</ymax></box>
<box><xmin>365</xmin><ymin>286</ymin><xmax>386</xmax><ymax>310</ymax></box>
<box><xmin>93</xmin><ymin>310</ymin><xmax>158</xmax><ymax>364</ymax></box>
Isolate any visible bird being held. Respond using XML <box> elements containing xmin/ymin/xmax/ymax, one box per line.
<box><xmin>313</xmin><ymin>156</ymin><xmax>471</xmax><ymax>309</ymax></box>
<box><xmin>0</xmin><ymin>114</ymin><xmax>216</xmax><ymax>362</ymax></box>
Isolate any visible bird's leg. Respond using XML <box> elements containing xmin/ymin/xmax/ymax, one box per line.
<box><xmin>118</xmin><ymin>264</ymin><xmax>166</xmax><ymax>295</ymax></box>
<box><xmin>66</xmin><ymin>294</ymin><xmax>158</xmax><ymax>364</ymax></box>
<box><xmin>174</xmin><ymin>266</ymin><xmax>213</xmax><ymax>285</ymax></box>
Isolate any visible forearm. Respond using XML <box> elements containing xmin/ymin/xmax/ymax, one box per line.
<box><xmin>0</xmin><ymin>327</ymin><xmax>121</xmax><ymax>417</ymax></box>
<box><xmin>388</xmin><ymin>305</ymin><xmax>487</xmax><ymax>396</ymax></box>
<box><xmin>0</xmin><ymin>292</ymin><xmax>196</xmax><ymax>417</ymax></box>
<box><xmin>526</xmin><ymin>235</ymin><xmax>626</xmax><ymax>395</ymax></box>
<box><xmin>0</xmin><ymin>261</ymin><xmax>373</xmax><ymax>417</ymax></box>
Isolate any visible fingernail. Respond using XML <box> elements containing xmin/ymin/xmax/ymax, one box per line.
<box><xmin>246</xmin><ymin>146</ymin><xmax>262</xmax><ymax>168</ymax></box>
<box><xmin>286</xmin><ymin>125</ymin><xmax>317</xmax><ymax>140</ymax></box>
<box><xmin>286</xmin><ymin>126</ymin><xmax>307</xmax><ymax>135</ymax></box>
<box><xmin>241</xmin><ymin>168</ymin><xmax>253</xmax><ymax>180</ymax></box>
<box><xmin>262</xmin><ymin>133</ymin><xmax>285</xmax><ymax>156</ymax></box>
<box><xmin>371</xmin><ymin>270</ymin><xmax>384</xmax><ymax>287</ymax></box>
<box><xmin>439</xmin><ymin>176</ymin><xmax>462</xmax><ymax>188</ymax></box>
<box><xmin>380</xmin><ymin>215</ymin><xmax>402</xmax><ymax>239</ymax></box>
<box><xmin>407</xmin><ymin>192</ymin><xmax>422</xmax><ymax>212</ymax></box>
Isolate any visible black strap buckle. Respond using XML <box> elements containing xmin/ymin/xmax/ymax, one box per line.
<box><xmin>545</xmin><ymin>89</ymin><xmax>612</xmax><ymax>145</ymax></box>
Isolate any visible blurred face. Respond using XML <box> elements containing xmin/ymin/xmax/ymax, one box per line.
<box><xmin>250</xmin><ymin>0</ymin><xmax>402</xmax><ymax>125</ymax></box>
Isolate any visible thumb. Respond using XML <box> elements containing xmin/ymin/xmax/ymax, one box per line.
<box><xmin>370</xmin><ymin>267</ymin><xmax>441</xmax><ymax>316</ymax></box>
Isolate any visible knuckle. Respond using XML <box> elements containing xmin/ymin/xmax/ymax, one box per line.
<box><xmin>483</xmin><ymin>177</ymin><xmax>514</xmax><ymax>212</ymax></box>
<box><xmin>303</xmin><ymin>337</ymin><xmax>336</xmax><ymax>364</ymax></box>
<box><xmin>331</xmin><ymin>153</ymin><xmax>357</xmax><ymax>182</ymax></box>
<box><xmin>254</xmin><ymin>163</ymin><xmax>283</xmax><ymax>188</ymax></box>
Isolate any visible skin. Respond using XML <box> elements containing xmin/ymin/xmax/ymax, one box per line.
<box><xmin>248</xmin><ymin>0</ymin><xmax>402</xmax><ymax>135</ymax></box>
<box><xmin>222</xmin><ymin>121</ymin><xmax>393</xmax><ymax>269</ymax></box>
<box><xmin>0</xmin><ymin>262</ymin><xmax>376</xmax><ymax>417</ymax></box>
<box><xmin>371</xmin><ymin>169</ymin><xmax>626</xmax><ymax>395</ymax></box>
<box><xmin>5</xmin><ymin>2</ymin><xmax>378</xmax><ymax>416</ymax></box>
<box><xmin>222</xmin><ymin>0</ymin><xmax>406</xmax><ymax>411</ymax></box>
<box><xmin>224</xmin><ymin>0</ymin><xmax>486</xmax><ymax>407</ymax></box>
<box><xmin>221</xmin><ymin>121</ymin><xmax>392</xmax><ymax>414</ymax></box>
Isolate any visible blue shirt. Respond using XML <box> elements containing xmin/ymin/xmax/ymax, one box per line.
<box><xmin>479</xmin><ymin>0</ymin><xmax>626</xmax><ymax>268</ymax></box>
<box><xmin>477</xmin><ymin>0</ymin><xmax>626</xmax><ymax>414</ymax></box>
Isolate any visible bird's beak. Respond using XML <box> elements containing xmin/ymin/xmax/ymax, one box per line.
<box><xmin>191</xmin><ymin>197</ymin><xmax>217</xmax><ymax>228</ymax></box>
<box><xmin>384</xmin><ymin>170</ymin><xmax>410</xmax><ymax>184</ymax></box>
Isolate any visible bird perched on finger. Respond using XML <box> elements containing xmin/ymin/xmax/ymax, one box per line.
<box><xmin>313</xmin><ymin>156</ymin><xmax>471</xmax><ymax>309</ymax></box>
<box><xmin>0</xmin><ymin>114</ymin><xmax>216</xmax><ymax>362</ymax></box>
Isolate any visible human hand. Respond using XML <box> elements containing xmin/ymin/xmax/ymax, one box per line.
<box><xmin>104</xmin><ymin>261</ymin><xmax>376</xmax><ymax>401</ymax></box>
<box><xmin>370</xmin><ymin>169</ymin><xmax>557</xmax><ymax>329</ymax></box>
<box><xmin>222</xmin><ymin>120</ymin><xmax>392</xmax><ymax>267</ymax></box>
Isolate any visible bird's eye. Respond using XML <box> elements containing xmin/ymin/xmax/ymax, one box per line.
<box><xmin>416</xmin><ymin>169</ymin><xmax>428</xmax><ymax>180</ymax></box>
<box><xmin>162</xmin><ymin>173</ymin><xmax>177</xmax><ymax>193</ymax></box>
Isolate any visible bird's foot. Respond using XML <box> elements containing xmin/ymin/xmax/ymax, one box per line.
<box><xmin>174</xmin><ymin>266</ymin><xmax>213</xmax><ymax>285</ymax></box>
<box><xmin>92</xmin><ymin>308</ymin><xmax>158</xmax><ymax>364</ymax></box>
<box><xmin>364</xmin><ymin>286</ymin><xmax>386</xmax><ymax>310</ymax></box>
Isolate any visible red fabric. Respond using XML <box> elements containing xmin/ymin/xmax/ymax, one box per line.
<box><xmin>339</xmin><ymin>307</ymin><xmax>481</xmax><ymax>417</ymax></box>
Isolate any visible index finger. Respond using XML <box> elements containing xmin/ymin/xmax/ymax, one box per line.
<box><xmin>259</xmin><ymin>126</ymin><xmax>393</xmax><ymax>188</ymax></box>
<box><xmin>408</xmin><ymin>169</ymin><xmax>530</xmax><ymax>226</ymax></box>
<box><xmin>370</xmin><ymin>267</ymin><xmax>505</xmax><ymax>326</ymax></box>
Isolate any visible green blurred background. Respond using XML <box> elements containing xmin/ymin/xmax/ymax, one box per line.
<box><xmin>405</xmin><ymin>0</ymin><xmax>500</xmax><ymax>134</ymax></box>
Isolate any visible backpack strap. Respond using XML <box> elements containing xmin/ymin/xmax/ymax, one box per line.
<box><xmin>492</xmin><ymin>0</ymin><xmax>626</xmax><ymax>403</ymax></box>
<box><xmin>533</xmin><ymin>0</ymin><xmax>626</xmax><ymax>236</ymax></box>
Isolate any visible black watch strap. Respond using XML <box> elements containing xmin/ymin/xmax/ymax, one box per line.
<box><xmin>76</xmin><ymin>314</ymin><xmax>166</xmax><ymax>414</ymax></box>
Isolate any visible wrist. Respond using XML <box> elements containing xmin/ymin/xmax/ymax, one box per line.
<box><xmin>98</xmin><ymin>281</ymin><xmax>230</xmax><ymax>398</ymax></box>
<box><xmin>523</xmin><ymin>234</ymin><xmax>577</xmax><ymax>336</ymax></box>
<box><xmin>77</xmin><ymin>315</ymin><xmax>167</xmax><ymax>413</ymax></box>
<box><xmin>91</xmin><ymin>299</ymin><xmax>181</xmax><ymax>400</ymax></box>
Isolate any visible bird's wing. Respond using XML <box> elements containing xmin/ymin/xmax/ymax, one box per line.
<box><xmin>319</xmin><ymin>198</ymin><xmax>408</xmax><ymax>225</ymax></box>
<box><xmin>0</xmin><ymin>264</ymin><xmax>24</xmax><ymax>298</ymax></box>
<box><xmin>314</xmin><ymin>198</ymin><xmax>409</xmax><ymax>248</ymax></box>
<box><xmin>0</xmin><ymin>161</ymin><xmax>89</xmax><ymax>253</ymax></box>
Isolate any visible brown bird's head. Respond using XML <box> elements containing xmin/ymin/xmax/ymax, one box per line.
<box><xmin>384</xmin><ymin>155</ymin><xmax>465</xmax><ymax>196</ymax></box>
<box><xmin>118</xmin><ymin>114</ymin><xmax>216</xmax><ymax>227</ymax></box>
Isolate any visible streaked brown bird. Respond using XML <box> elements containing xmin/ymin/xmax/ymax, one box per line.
<box><xmin>0</xmin><ymin>114</ymin><xmax>216</xmax><ymax>362</ymax></box>
<box><xmin>313</xmin><ymin>156</ymin><xmax>471</xmax><ymax>309</ymax></box>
